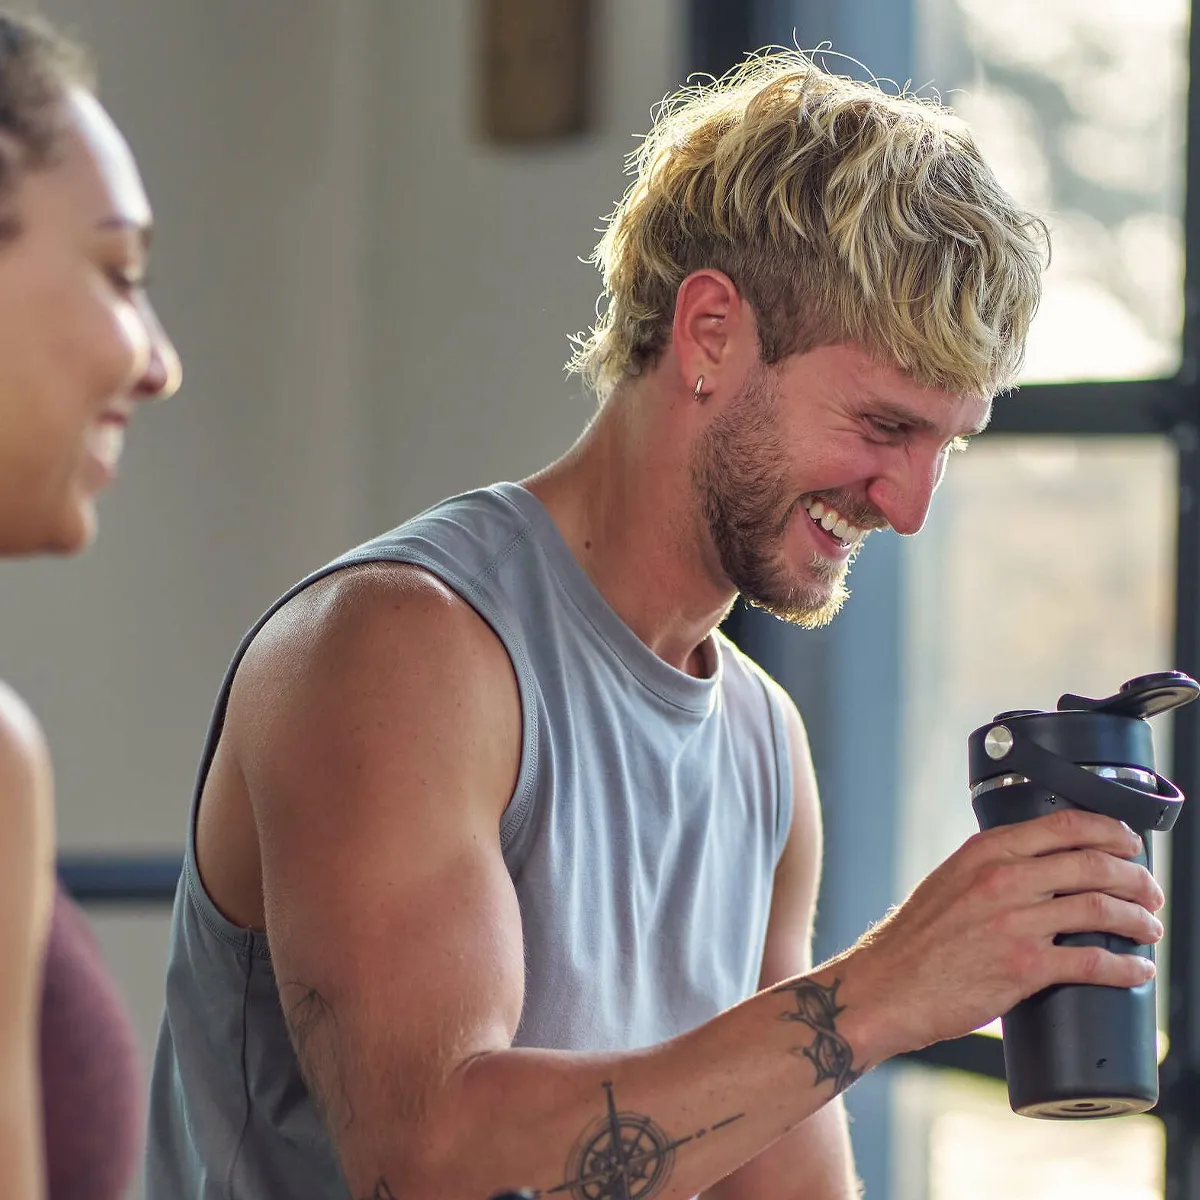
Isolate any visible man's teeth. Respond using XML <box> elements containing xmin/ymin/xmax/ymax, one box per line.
<box><xmin>802</xmin><ymin>497</ymin><xmax>860</xmax><ymax>543</ymax></box>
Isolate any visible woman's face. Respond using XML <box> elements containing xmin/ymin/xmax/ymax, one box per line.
<box><xmin>0</xmin><ymin>87</ymin><xmax>180</xmax><ymax>556</ymax></box>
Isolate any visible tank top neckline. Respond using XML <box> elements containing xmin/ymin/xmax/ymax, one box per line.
<box><xmin>490</xmin><ymin>482</ymin><xmax>722</xmax><ymax>716</ymax></box>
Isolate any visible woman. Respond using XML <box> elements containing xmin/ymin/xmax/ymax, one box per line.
<box><xmin>0</xmin><ymin>11</ymin><xmax>180</xmax><ymax>1199</ymax></box>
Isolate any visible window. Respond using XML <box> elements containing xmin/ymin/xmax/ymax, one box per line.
<box><xmin>894</xmin><ymin>1066</ymin><xmax>1165</xmax><ymax>1200</ymax></box>
<box><xmin>898</xmin><ymin>436</ymin><xmax>1177</xmax><ymax>896</ymax></box>
<box><xmin>915</xmin><ymin>0</ymin><xmax>1189</xmax><ymax>383</ymax></box>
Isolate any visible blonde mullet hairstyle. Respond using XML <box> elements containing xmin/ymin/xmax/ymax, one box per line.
<box><xmin>568</xmin><ymin>49</ymin><xmax>1050</xmax><ymax>401</ymax></box>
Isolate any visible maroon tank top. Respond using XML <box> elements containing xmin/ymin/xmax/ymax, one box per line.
<box><xmin>39</xmin><ymin>885</ymin><xmax>143</xmax><ymax>1200</ymax></box>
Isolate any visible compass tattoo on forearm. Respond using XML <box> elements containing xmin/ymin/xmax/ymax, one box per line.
<box><xmin>773</xmin><ymin>976</ymin><xmax>863</xmax><ymax>1094</ymax></box>
<box><xmin>533</xmin><ymin>1081</ymin><xmax>743</xmax><ymax>1200</ymax></box>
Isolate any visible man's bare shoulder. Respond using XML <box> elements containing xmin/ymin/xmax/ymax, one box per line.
<box><xmin>240</xmin><ymin>560</ymin><xmax>512</xmax><ymax>695</ymax></box>
<box><xmin>226</xmin><ymin>561</ymin><xmax>521</xmax><ymax>805</ymax></box>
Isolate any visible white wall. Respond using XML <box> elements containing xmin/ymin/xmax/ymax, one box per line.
<box><xmin>1</xmin><ymin>0</ymin><xmax>684</xmax><ymax>1179</ymax></box>
<box><xmin>362</xmin><ymin>1</ymin><xmax>680</xmax><ymax>521</ymax></box>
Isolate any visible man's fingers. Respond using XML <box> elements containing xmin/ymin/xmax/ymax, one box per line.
<box><xmin>1048</xmin><ymin>944</ymin><xmax>1157</xmax><ymax>991</ymax></box>
<box><xmin>1030</xmin><ymin>892</ymin><xmax>1164</xmax><ymax>946</ymax></box>
<box><xmin>1017</xmin><ymin>848</ymin><xmax>1165</xmax><ymax>911</ymax></box>
<box><xmin>982</xmin><ymin>807</ymin><xmax>1144</xmax><ymax>861</ymax></box>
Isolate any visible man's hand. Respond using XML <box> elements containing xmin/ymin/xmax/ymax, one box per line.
<box><xmin>835</xmin><ymin>808</ymin><xmax>1162</xmax><ymax>1062</ymax></box>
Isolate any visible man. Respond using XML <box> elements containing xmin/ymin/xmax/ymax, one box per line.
<box><xmin>145</xmin><ymin>52</ymin><xmax>1163</xmax><ymax>1200</ymax></box>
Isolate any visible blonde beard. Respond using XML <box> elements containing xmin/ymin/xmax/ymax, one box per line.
<box><xmin>743</xmin><ymin>553</ymin><xmax>852</xmax><ymax>629</ymax></box>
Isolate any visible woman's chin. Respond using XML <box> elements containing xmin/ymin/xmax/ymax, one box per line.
<box><xmin>17</xmin><ymin>496</ymin><xmax>99</xmax><ymax>557</ymax></box>
<box><xmin>55</xmin><ymin>496</ymin><xmax>99</xmax><ymax>554</ymax></box>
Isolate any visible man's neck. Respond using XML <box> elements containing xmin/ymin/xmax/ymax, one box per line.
<box><xmin>522</xmin><ymin>387</ymin><xmax>736</xmax><ymax>677</ymax></box>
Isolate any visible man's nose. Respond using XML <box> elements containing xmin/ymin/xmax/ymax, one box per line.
<box><xmin>867</xmin><ymin>448</ymin><xmax>945</xmax><ymax>537</ymax></box>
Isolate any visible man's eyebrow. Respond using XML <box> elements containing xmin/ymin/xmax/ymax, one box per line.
<box><xmin>868</xmin><ymin>397</ymin><xmax>991</xmax><ymax>439</ymax></box>
<box><xmin>867</xmin><ymin>399</ymin><xmax>940</xmax><ymax>434</ymax></box>
<box><xmin>95</xmin><ymin>215</ymin><xmax>152</xmax><ymax>249</ymax></box>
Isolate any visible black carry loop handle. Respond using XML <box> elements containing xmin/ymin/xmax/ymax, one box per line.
<box><xmin>981</xmin><ymin>672</ymin><xmax>1199</xmax><ymax>832</ymax></box>
<box><xmin>999</xmin><ymin>732</ymin><xmax>1183</xmax><ymax>831</ymax></box>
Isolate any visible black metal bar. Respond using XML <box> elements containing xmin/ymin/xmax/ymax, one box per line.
<box><xmin>1161</xmin><ymin>1</ymin><xmax>1200</xmax><ymax>1195</ymax></box>
<box><xmin>57</xmin><ymin>854</ymin><xmax>182</xmax><ymax>904</ymax></box>
<box><xmin>687</xmin><ymin>0</ymin><xmax>755</xmax><ymax>78</ymax></box>
<box><xmin>903</xmin><ymin>1032</ymin><xmax>1006</xmax><ymax>1081</ymax></box>
<box><xmin>987</xmin><ymin>379</ymin><xmax>1184</xmax><ymax>436</ymax></box>
<box><xmin>1164</xmin><ymin>425</ymin><xmax>1200</xmax><ymax>1199</ymax></box>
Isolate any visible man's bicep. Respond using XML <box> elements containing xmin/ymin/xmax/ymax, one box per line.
<box><xmin>268</xmin><ymin>824</ymin><xmax>526</xmax><ymax>1147</ymax></box>
<box><xmin>236</xmin><ymin>566</ymin><xmax>527</xmax><ymax>1172</ymax></box>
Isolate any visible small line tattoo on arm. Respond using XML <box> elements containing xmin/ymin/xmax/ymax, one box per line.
<box><xmin>709</xmin><ymin>1114</ymin><xmax>742</xmax><ymax>1132</ymax></box>
<box><xmin>359</xmin><ymin>1179</ymin><xmax>398</xmax><ymax>1200</ymax></box>
<box><xmin>280</xmin><ymin>980</ymin><xmax>356</xmax><ymax>1133</ymax></box>
<box><xmin>774</xmin><ymin>977</ymin><xmax>863</xmax><ymax>1095</ymax></box>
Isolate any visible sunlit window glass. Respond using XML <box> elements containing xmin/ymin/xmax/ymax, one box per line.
<box><xmin>916</xmin><ymin>0</ymin><xmax>1188</xmax><ymax>382</ymax></box>
<box><xmin>893</xmin><ymin>1066</ymin><xmax>1165</xmax><ymax>1200</ymax></box>
<box><xmin>898</xmin><ymin>436</ymin><xmax>1176</xmax><ymax>880</ymax></box>
<box><xmin>896</xmin><ymin>436</ymin><xmax>1177</xmax><ymax>1031</ymax></box>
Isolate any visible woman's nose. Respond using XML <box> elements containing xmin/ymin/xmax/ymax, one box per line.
<box><xmin>131</xmin><ymin>298</ymin><xmax>182</xmax><ymax>401</ymax></box>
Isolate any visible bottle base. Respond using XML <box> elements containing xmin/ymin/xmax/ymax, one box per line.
<box><xmin>1013</xmin><ymin>1094</ymin><xmax>1155</xmax><ymax>1119</ymax></box>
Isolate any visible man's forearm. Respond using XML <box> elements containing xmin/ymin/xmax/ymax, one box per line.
<box><xmin>700</xmin><ymin>1100</ymin><xmax>861</xmax><ymax>1200</ymax></box>
<box><xmin>312</xmin><ymin>969</ymin><xmax>877</xmax><ymax>1200</ymax></box>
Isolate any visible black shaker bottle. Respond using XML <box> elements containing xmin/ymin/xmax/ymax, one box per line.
<box><xmin>969</xmin><ymin>670</ymin><xmax>1198</xmax><ymax>1118</ymax></box>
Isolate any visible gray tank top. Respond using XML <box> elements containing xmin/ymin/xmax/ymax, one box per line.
<box><xmin>144</xmin><ymin>482</ymin><xmax>793</xmax><ymax>1199</ymax></box>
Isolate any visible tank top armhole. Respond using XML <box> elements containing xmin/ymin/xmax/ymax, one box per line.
<box><xmin>178</xmin><ymin>561</ymin><xmax>370</xmax><ymax>959</ymax></box>
<box><xmin>388</xmin><ymin>550</ymin><xmax>541</xmax><ymax>870</ymax></box>
<box><xmin>758</xmin><ymin>674</ymin><xmax>795</xmax><ymax>867</ymax></box>
<box><xmin>182</xmin><ymin>545</ymin><xmax>541</xmax><ymax>945</ymax></box>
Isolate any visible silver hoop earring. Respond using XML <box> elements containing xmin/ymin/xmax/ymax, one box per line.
<box><xmin>693</xmin><ymin>375</ymin><xmax>706</xmax><ymax>402</ymax></box>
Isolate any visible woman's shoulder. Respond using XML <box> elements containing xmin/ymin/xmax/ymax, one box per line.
<box><xmin>0</xmin><ymin>680</ymin><xmax>54</xmax><ymax>1200</ymax></box>
<box><xmin>0</xmin><ymin>679</ymin><xmax>54</xmax><ymax>946</ymax></box>
<box><xmin>0</xmin><ymin>679</ymin><xmax>51</xmax><ymax>814</ymax></box>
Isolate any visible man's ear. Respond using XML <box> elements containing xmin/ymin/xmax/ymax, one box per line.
<box><xmin>671</xmin><ymin>269</ymin><xmax>755</xmax><ymax>399</ymax></box>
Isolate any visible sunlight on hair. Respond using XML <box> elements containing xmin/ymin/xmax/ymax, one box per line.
<box><xmin>569</xmin><ymin>47</ymin><xmax>1049</xmax><ymax>401</ymax></box>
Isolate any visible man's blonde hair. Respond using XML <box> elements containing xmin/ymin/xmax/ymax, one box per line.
<box><xmin>569</xmin><ymin>50</ymin><xmax>1049</xmax><ymax>400</ymax></box>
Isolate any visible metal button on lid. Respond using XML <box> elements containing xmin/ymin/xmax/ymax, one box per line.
<box><xmin>984</xmin><ymin>725</ymin><xmax>1014</xmax><ymax>760</ymax></box>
